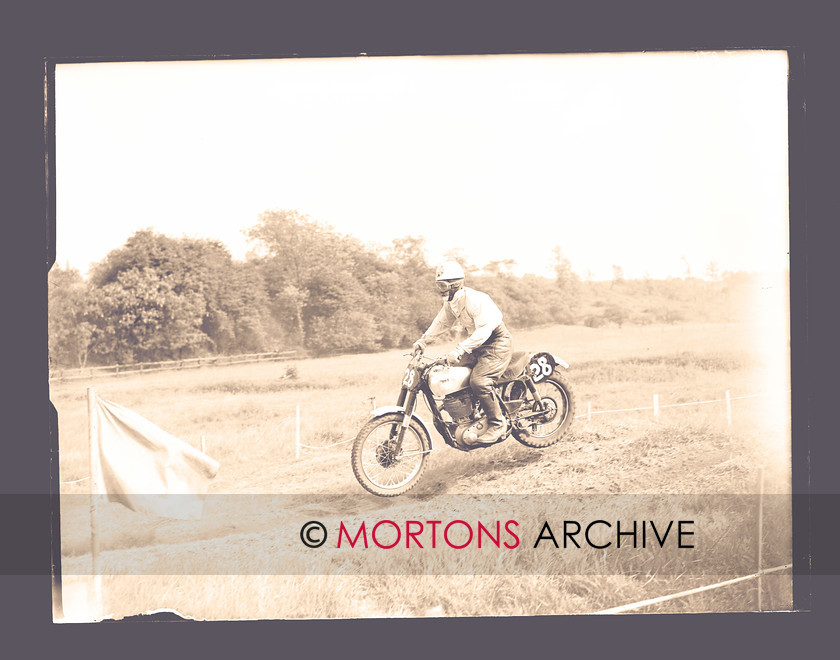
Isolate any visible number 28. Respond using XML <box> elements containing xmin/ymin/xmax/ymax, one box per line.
<box><xmin>530</xmin><ymin>356</ymin><xmax>553</xmax><ymax>382</ymax></box>
<box><xmin>402</xmin><ymin>368</ymin><xmax>417</xmax><ymax>388</ymax></box>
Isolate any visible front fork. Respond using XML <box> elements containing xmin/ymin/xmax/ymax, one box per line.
<box><xmin>390</xmin><ymin>388</ymin><xmax>418</xmax><ymax>454</ymax></box>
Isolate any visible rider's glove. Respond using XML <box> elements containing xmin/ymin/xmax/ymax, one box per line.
<box><xmin>446</xmin><ymin>347</ymin><xmax>464</xmax><ymax>366</ymax></box>
<box><xmin>412</xmin><ymin>341</ymin><xmax>425</xmax><ymax>357</ymax></box>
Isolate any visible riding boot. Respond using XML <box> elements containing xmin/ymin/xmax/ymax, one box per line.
<box><xmin>472</xmin><ymin>392</ymin><xmax>507</xmax><ymax>445</ymax></box>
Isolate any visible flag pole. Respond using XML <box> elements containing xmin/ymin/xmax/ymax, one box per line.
<box><xmin>87</xmin><ymin>387</ymin><xmax>103</xmax><ymax>619</ymax></box>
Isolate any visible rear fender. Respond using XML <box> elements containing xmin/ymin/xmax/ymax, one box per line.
<box><xmin>370</xmin><ymin>406</ymin><xmax>434</xmax><ymax>449</ymax></box>
<box><xmin>551</xmin><ymin>354</ymin><xmax>570</xmax><ymax>370</ymax></box>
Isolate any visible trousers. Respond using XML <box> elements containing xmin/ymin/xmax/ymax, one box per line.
<box><xmin>457</xmin><ymin>323</ymin><xmax>513</xmax><ymax>427</ymax></box>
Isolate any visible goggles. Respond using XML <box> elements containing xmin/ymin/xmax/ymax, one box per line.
<box><xmin>436</xmin><ymin>279</ymin><xmax>463</xmax><ymax>293</ymax></box>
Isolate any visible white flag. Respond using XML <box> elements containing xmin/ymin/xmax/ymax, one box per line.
<box><xmin>93</xmin><ymin>396</ymin><xmax>220</xmax><ymax>520</ymax></box>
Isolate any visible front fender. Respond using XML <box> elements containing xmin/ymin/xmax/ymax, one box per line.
<box><xmin>370</xmin><ymin>405</ymin><xmax>434</xmax><ymax>448</ymax></box>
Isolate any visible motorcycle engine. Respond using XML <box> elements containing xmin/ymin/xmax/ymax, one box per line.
<box><xmin>441</xmin><ymin>389</ymin><xmax>488</xmax><ymax>444</ymax></box>
<box><xmin>442</xmin><ymin>388</ymin><xmax>475</xmax><ymax>424</ymax></box>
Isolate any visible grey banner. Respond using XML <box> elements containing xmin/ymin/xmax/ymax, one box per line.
<box><xmin>54</xmin><ymin>494</ymin><xmax>797</xmax><ymax>577</ymax></box>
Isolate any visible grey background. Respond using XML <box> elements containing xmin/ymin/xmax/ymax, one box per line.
<box><xmin>3</xmin><ymin>0</ymin><xmax>836</xmax><ymax>655</ymax></box>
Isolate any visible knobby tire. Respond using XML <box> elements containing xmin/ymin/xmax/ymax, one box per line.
<box><xmin>512</xmin><ymin>372</ymin><xmax>576</xmax><ymax>448</ymax></box>
<box><xmin>351</xmin><ymin>412</ymin><xmax>431</xmax><ymax>497</ymax></box>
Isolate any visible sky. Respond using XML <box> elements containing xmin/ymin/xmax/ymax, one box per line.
<box><xmin>54</xmin><ymin>51</ymin><xmax>790</xmax><ymax>281</ymax></box>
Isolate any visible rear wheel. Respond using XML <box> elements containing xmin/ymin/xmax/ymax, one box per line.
<box><xmin>511</xmin><ymin>372</ymin><xmax>575</xmax><ymax>448</ymax></box>
<box><xmin>351</xmin><ymin>412</ymin><xmax>431</xmax><ymax>497</ymax></box>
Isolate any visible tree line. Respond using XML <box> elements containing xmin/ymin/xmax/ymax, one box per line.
<box><xmin>48</xmin><ymin>209</ymin><xmax>761</xmax><ymax>368</ymax></box>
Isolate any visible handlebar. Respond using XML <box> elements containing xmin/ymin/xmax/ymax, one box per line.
<box><xmin>403</xmin><ymin>353</ymin><xmax>446</xmax><ymax>367</ymax></box>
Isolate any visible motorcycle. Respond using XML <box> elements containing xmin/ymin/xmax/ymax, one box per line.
<box><xmin>351</xmin><ymin>349</ymin><xmax>576</xmax><ymax>496</ymax></box>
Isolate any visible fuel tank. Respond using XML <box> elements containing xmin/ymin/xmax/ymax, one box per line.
<box><xmin>428</xmin><ymin>365</ymin><xmax>472</xmax><ymax>397</ymax></box>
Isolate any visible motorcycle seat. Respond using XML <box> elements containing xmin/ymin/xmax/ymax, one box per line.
<box><xmin>502</xmin><ymin>351</ymin><xmax>529</xmax><ymax>379</ymax></box>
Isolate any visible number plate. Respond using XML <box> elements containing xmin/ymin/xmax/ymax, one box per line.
<box><xmin>528</xmin><ymin>352</ymin><xmax>556</xmax><ymax>383</ymax></box>
<box><xmin>402</xmin><ymin>365</ymin><xmax>420</xmax><ymax>390</ymax></box>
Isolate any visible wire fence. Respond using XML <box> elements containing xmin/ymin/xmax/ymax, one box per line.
<box><xmin>575</xmin><ymin>389</ymin><xmax>790</xmax><ymax>422</ymax></box>
<box><xmin>296</xmin><ymin>388</ymin><xmax>790</xmax><ymax>457</ymax></box>
<box><xmin>49</xmin><ymin>351</ymin><xmax>298</xmax><ymax>382</ymax></box>
<box><xmin>298</xmin><ymin>438</ymin><xmax>354</xmax><ymax>450</ymax></box>
<box><xmin>59</xmin><ymin>388</ymin><xmax>790</xmax><ymax>483</ymax></box>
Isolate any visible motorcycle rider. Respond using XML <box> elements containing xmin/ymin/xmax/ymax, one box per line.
<box><xmin>412</xmin><ymin>260</ymin><xmax>513</xmax><ymax>446</ymax></box>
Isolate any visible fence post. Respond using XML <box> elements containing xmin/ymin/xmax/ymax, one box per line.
<box><xmin>725</xmin><ymin>390</ymin><xmax>732</xmax><ymax>426</ymax></box>
<box><xmin>653</xmin><ymin>394</ymin><xmax>660</xmax><ymax>419</ymax></box>
<box><xmin>295</xmin><ymin>405</ymin><xmax>301</xmax><ymax>459</ymax></box>
<box><xmin>200</xmin><ymin>435</ymin><xmax>206</xmax><ymax>454</ymax></box>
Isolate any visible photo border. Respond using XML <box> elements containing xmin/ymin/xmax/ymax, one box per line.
<box><xmin>4</xmin><ymin>0</ymin><xmax>836</xmax><ymax>655</ymax></box>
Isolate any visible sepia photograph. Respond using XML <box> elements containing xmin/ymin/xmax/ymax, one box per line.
<box><xmin>49</xmin><ymin>50</ymin><xmax>792</xmax><ymax>621</ymax></box>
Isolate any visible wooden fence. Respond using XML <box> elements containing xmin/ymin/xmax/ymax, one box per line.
<box><xmin>49</xmin><ymin>351</ymin><xmax>298</xmax><ymax>382</ymax></box>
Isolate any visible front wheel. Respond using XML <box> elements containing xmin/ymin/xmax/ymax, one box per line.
<box><xmin>351</xmin><ymin>412</ymin><xmax>431</xmax><ymax>497</ymax></box>
<box><xmin>511</xmin><ymin>372</ymin><xmax>576</xmax><ymax>448</ymax></box>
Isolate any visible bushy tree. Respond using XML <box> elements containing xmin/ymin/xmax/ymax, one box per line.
<box><xmin>56</xmin><ymin>208</ymin><xmax>763</xmax><ymax>365</ymax></box>
<box><xmin>247</xmin><ymin>210</ymin><xmax>409</xmax><ymax>354</ymax></box>
<box><xmin>48</xmin><ymin>266</ymin><xmax>94</xmax><ymax>368</ymax></box>
<box><xmin>88</xmin><ymin>267</ymin><xmax>209</xmax><ymax>363</ymax></box>
<box><xmin>86</xmin><ymin>230</ymin><xmax>272</xmax><ymax>363</ymax></box>
<box><xmin>245</xmin><ymin>210</ymin><xmax>353</xmax><ymax>290</ymax></box>
<box><xmin>387</xmin><ymin>236</ymin><xmax>440</xmax><ymax>336</ymax></box>
<box><xmin>471</xmin><ymin>273</ymin><xmax>577</xmax><ymax>329</ymax></box>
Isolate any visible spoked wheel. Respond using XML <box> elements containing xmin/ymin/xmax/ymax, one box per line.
<box><xmin>351</xmin><ymin>412</ymin><xmax>431</xmax><ymax>497</ymax></box>
<box><xmin>511</xmin><ymin>373</ymin><xmax>576</xmax><ymax>448</ymax></box>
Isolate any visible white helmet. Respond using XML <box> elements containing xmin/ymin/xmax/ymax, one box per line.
<box><xmin>435</xmin><ymin>261</ymin><xmax>465</xmax><ymax>300</ymax></box>
<box><xmin>435</xmin><ymin>261</ymin><xmax>465</xmax><ymax>281</ymax></box>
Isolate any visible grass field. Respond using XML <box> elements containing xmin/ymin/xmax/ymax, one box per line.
<box><xmin>52</xmin><ymin>322</ymin><xmax>792</xmax><ymax>620</ymax></box>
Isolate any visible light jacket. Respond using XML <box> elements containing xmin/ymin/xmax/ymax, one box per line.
<box><xmin>419</xmin><ymin>287</ymin><xmax>504</xmax><ymax>354</ymax></box>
